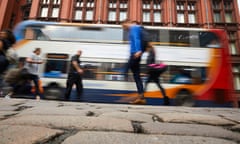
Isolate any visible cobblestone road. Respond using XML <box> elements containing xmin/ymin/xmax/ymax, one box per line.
<box><xmin>0</xmin><ymin>98</ymin><xmax>239</xmax><ymax>144</ymax></box>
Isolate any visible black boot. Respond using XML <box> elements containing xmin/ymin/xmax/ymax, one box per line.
<box><xmin>163</xmin><ymin>96</ymin><xmax>170</xmax><ymax>105</ymax></box>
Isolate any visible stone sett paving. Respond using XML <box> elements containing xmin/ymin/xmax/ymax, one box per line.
<box><xmin>0</xmin><ymin>98</ymin><xmax>239</xmax><ymax>144</ymax></box>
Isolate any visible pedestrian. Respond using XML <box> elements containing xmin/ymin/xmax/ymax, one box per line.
<box><xmin>122</xmin><ymin>20</ymin><xmax>146</xmax><ymax>104</ymax></box>
<box><xmin>0</xmin><ymin>29</ymin><xmax>16</xmax><ymax>97</ymax></box>
<box><xmin>5</xmin><ymin>46</ymin><xmax>18</xmax><ymax>69</ymax></box>
<box><xmin>0</xmin><ymin>29</ymin><xmax>16</xmax><ymax>74</ymax></box>
<box><xmin>64</xmin><ymin>50</ymin><xmax>84</xmax><ymax>101</ymax></box>
<box><xmin>23</xmin><ymin>47</ymin><xmax>43</xmax><ymax>100</ymax></box>
<box><xmin>144</xmin><ymin>44</ymin><xmax>170</xmax><ymax>105</ymax></box>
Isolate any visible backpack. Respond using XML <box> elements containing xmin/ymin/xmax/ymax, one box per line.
<box><xmin>140</xmin><ymin>26</ymin><xmax>151</xmax><ymax>52</ymax></box>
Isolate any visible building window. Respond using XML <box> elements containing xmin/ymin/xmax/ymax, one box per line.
<box><xmin>233</xmin><ymin>65</ymin><xmax>240</xmax><ymax>91</ymax></box>
<box><xmin>212</xmin><ymin>0</ymin><xmax>235</xmax><ymax>23</ymax></box>
<box><xmin>53</xmin><ymin>0</ymin><xmax>61</xmax><ymax>4</ymax></box>
<box><xmin>176</xmin><ymin>0</ymin><xmax>197</xmax><ymax>24</ymax></box>
<box><xmin>39</xmin><ymin>0</ymin><xmax>61</xmax><ymax>20</ymax></box>
<box><xmin>228</xmin><ymin>31</ymin><xmax>238</xmax><ymax>55</ymax></box>
<box><xmin>213</xmin><ymin>12</ymin><xmax>222</xmax><ymax>22</ymax></box>
<box><xmin>22</xmin><ymin>0</ymin><xmax>32</xmax><ymax>20</ymax></box>
<box><xmin>73</xmin><ymin>0</ymin><xmax>95</xmax><ymax>22</ymax></box>
<box><xmin>40</xmin><ymin>7</ymin><xmax>48</xmax><ymax>17</ymax></box>
<box><xmin>177</xmin><ymin>12</ymin><xmax>185</xmax><ymax>23</ymax></box>
<box><xmin>107</xmin><ymin>0</ymin><xmax>128</xmax><ymax>24</ymax></box>
<box><xmin>223</xmin><ymin>1</ymin><xmax>234</xmax><ymax>23</ymax></box>
<box><xmin>188</xmin><ymin>13</ymin><xmax>196</xmax><ymax>23</ymax></box>
<box><xmin>225</xmin><ymin>11</ymin><xmax>233</xmax><ymax>23</ymax></box>
<box><xmin>143</xmin><ymin>11</ymin><xmax>151</xmax><ymax>22</ymax></box>
<box><xmin>75</xmin><ymin>10</ymin><xmax>82</xmax><ymax>20</ymax></box>
<box><xmin>42</xmin><ymin>0</ymin><xmax>50</xmax><ymax>4</ymax></box>
<box><xmin>52</xmin><ymin>7</ymin><xmax>59</xmax><ymax>18</ymax></box>
<box><xmin>142</xmin><ymin>0</ymin><xmax>162</xmax><ymax>25</ymax></box>
<box><xmin>108</xmin><ymin>10</ymin><xmax>116</xmax><ymax>21</ymax></box>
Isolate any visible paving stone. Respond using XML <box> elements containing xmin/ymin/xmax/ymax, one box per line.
<box><xmin>156</xmin><ymin>113</ymin><xmax>236</xmax><ymax>126</ymax></box>
<box><xmin>18</xmin><ymin>103</ymin><xmax>131</xmax><ymax>117</ymax></box>
<box><xmin>0</xmin><ymin>100</ymin><xmax>24</xmax><ymax>111</ymax></box>
<box><xmin>0</xmin><ymin>106</ymin><xmax>18</xmax><ymax>111</ymax></box>
<box><xmin>100</xmin><ymin>111</ymin><xmax>153</xmax><ymax>122</ymax></box>
<box><xmin>219</xmin><ymin>113</ymin><xmax>240</xmax><ymax>123</ymax></box>
<box><xmin>0</xmin><ymin>111</ymin><xmax>18</xmax><ymax>120</ymax></box>
<box><xmin>0</xmin><ymin>124</ymin><xmax>63</xmax><ymax>144</ymax></box>
<box><xmin>1</xmin><ymin>98</ymin><xmax>240</xmax><ymax>144</ymax></box>
<box><xmin>18</xmin><ymin>106</ymin><xmax>94</xmax><ymax>116</ymax></box>
<box><xmin>0</xmin><ymin>98</ymin><xmax>27</xmax><ymax>106</ymax></box>
<box><xmin>18</xmin><ymin>99</ymin><xmax>62</xmax><ymax>108</ymax></box>
<box><xmin>0</xmin><ymin>115</ymin><xmax>133</xmax><ymax>132</ymax></box>
<box><xmin>62</xmin><ymin>131</ymin><xmax>237</xmax><ymax>144</ymax></box>
<box><xmin>142</xmin><ymin>122</ymin><xmax>240</xmax><ymax>142</ymax></box>
<box><xmin>231</xmin><ymin>124</ymin><xmax>240</xmax><ymax>132</ymax></box>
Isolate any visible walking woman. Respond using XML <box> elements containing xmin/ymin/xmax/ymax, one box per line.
<box><xmin>144</xmin><ymin>44</ymin><xmax>170</xmax><ymax>105</ymax></box>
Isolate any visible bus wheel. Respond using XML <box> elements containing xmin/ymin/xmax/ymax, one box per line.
<box><xmin>175</xmin><ymin>90</ymin><xmax>195</xmax><ymax>107</ymax></box>
<box><xmin>44</xmin><ymin>82</ymin><xmax>62</xmax><ymax>100</ymax></box>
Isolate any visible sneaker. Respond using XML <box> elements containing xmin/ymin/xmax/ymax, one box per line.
<box><xmin>5</xmin><ymin>92</ymin><xmax>13</xmax><ymax>99</ymax></box>
<box><xmin>5</xmin><ymin>95</ymin><xmax>10</xmax><ymax>99</ymax></box>
<box><xmin>36</xmin><ymin>95</ymin><xmax>41</xmax><ymax>101</ymax></box>
<box><xmin>130</xmin><ymin>98</ymin><xmax>146</xmax><ymax>105</ymax></box>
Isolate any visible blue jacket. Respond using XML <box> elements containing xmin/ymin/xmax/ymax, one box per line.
<box><xmin>129</xmin><ymin>25</ymin><xmax>142</xmax><ymax>55</ymax></box>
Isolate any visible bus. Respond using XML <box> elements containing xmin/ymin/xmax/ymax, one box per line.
<box><xmin>12</xmin><ymin>20</ymin><xmax>238</xmax><ymax>107</ymax></box>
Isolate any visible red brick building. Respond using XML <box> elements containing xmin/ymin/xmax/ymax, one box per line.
<box><xmin>0</xmin><ymin>0</ymin><xmax>240</xmax><ymax>98</ymax></box>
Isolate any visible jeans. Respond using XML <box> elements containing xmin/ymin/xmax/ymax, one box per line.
<box><xmin>28</xmin><ymin>74</ymin><xmax>40</xmax><ymax>97</ymax></box>
<box><xmin>127</xmin><ymin>55</ymin><xmax>144</xmax><ymax>95</ymax></box>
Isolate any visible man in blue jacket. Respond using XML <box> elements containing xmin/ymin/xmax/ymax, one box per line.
<box><xmin>122</xmin><ymin>20</ymin><xmax>146</xmax><ymax>104</ymax></box>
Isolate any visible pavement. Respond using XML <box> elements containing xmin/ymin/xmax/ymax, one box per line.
<box><xmin>0</xmin><ymin>98</ymin><xmax>240</xmax><ymax>144</ymax></box>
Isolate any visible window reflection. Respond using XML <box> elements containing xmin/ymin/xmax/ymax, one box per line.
<box><xmin>26</xmin><ymin>25</ymin><xmax>124</xmax><ymax>42</ymax></box>
<box><xmin>167</xmin><ymin>66</ymin><xmax>206</xmax><ymax>84</ymax></box>
<box><xmin>42</xmin><ymin>53</ymin><xmax>207</xmax><ymax>84</ymax></box>
<box><xmin>44</xmin><ymin>54</ymin><xmax>69</xmax><ymax>78</ymax></box>
<box><xmin>25</xmin><ymin>25</ymin><xmax>220</xmax><ymax>48</ymax></box>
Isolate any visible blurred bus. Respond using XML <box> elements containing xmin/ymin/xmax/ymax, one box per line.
<box><xmin>13</xmin><ymin>20</ymin><xmax>238</xmax><ymax>107</ymax></box>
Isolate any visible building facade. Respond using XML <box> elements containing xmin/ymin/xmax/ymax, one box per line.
<box><xmin>0</xmin><ymin>0</ymin><xmax>240</xmax><ymax>98</ymax></box>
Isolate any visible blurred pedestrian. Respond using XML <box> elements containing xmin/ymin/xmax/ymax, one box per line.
<box><xmin>23</xmin><ymin>48</ymin><xmax>43</xmax><ymax>100</ymax></box>
<box><xmin>0</xmin><ymin>29</ymin><xmax>16</xmax><ymax>74</ymax></box>
<box><xmin>5</xmin><ymin>46</ymin><xmax>18</xmax><ymax>69</ymax></box>
<box><xmin>64</xmin><ymin>50</ymin><xmax>84</xmax><ymax>101</ymax></box>
<box><xmin>122</xmin><ymin>20</ymin><xmax>145</xmax><ymax>104</ymax></box>
<box><xmin>144</xmin><ymin>44</ymin><xmax>169</xmax><ymax>105</ymax></box>
<box><xmin>0</xmin><ymin>29</ymin><xmax>16</xmax><ymax>97</ymax></box>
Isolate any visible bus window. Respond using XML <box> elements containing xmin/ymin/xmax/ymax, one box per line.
<box><xmin>147</xmin><ymin>29</ymin><xmax>220</xmax><ymax>48</ymax></box>
<box><xmin>199</xmin><ymin>32</ymin><xmax>221</xmax><ymax>48</ymax></box>
<box><xmin>24</xmin><ymin>27</ymin><xmax>35</xmax><ymax>40</ymax></box>
<box><xmin>80</xmin><ymin>61</ymin><xmax>130</xmax><ymax>81</ymax></box>
<box><xmin>168</xmin><ymin>66</ymin><xmax>207</xmax><ymax>84</ymax></box>
<box><xmin>44</xmin><ymin>54</ymin><xmax>69</xmax><ymax>78</ymax></box>
<box><xmin>38</xmin><ymin>25</ymin><xmax>124</xmax><ymax>43</ymax></box>
<box><xmin>24</xmin><ymin>26</ymin><xmax>49</xmax><ymax>40</ymax></box>
<box><xmin>81</xmin><ymin>62</ymin><xmax>98</xmax><ymax>79</ymax></box>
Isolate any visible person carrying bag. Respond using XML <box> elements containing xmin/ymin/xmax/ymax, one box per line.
<box><xmin>144</xmin><ymin>43</ymin><xmax>170</xmax><ymax>105</ymax></box>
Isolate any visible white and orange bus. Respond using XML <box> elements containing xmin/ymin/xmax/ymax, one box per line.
<box><xmin>13</xmin><ymin>20</ymin><xmax>238</xmax><ymax>107</ymax></box>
